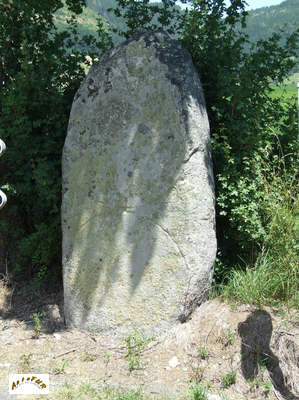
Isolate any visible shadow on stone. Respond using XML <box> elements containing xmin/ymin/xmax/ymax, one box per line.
<box><xmin>62</xmin><ymin>30</ymin><xmax>216</xmax><ymax>336</ymax></box>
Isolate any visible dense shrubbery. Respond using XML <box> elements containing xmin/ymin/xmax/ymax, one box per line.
<box><xmin>110</xmin><ymin>0</ymin><xmax>298</xmax><ymax>305</ymax></box>
<box><xmin>0</xmin><ymin>0</ymin><xmax>111</xmax><ymax>287</ymax></box>
<box><xmin>0</xmin><ymin>0</ymin><xmax>298</xmax><ymax>304</ymax></box>
<box><xmin>219</xmin><ymin>119</ymin><xmax>298</xmax><ymax>307</ymax></box>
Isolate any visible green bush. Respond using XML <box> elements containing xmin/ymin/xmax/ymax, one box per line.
<box><xmin>109</xmin><ymin>0</ymin><xmax>299</xmax><ymax>302</ymax></box>
<box><xmin>0</xmin><ymin>0</ymin><xmax>298</xmax><ymax>301</ymax></box>
<box><xmin>0</xmin><ymin>0</ymin><xmax>111</xmax><ymax>287</ymax></box>
<box><xmin>219</xmin><ymin>152</ymin><xmax>298</xmax><ymax>307</ymax></box>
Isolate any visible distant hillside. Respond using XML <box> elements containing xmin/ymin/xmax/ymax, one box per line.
<box><xmin>84</xmin><ymin>0</ymin><xmax>299</xmax><ymax>44</ymax></box>
<box><xmin>55</xmin><ymin>0</ymin><xmax>299</xmax><ymax>70</ymax></box>
<box><xmin>86</xmin><ymin>0</ymin><xmax>126</xmax><ymax>40</ymax></box>
<box><xmin>245</xmin><ymin>0</ymin><xmax>299</xmax><ymax>44</ymax></box>
<box><xmin>245</xmin><ymin>0</ymin><xmax>299</xmax><ymax>71</ymax></box>
<box><xmin>54</xmin><ymin>0</ymin><xmax>124</xmax><ymax>45</ymax></box>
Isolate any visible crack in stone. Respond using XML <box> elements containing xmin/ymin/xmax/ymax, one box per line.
<box><xmin>183</xmin><ymin>147</ymin><xmax>199</xmax><ymax>163</ymax></box>
<box><xmin>156</xmin><ymin>223</ymin><xmax>190</xmax><ymax>272</ymax></box>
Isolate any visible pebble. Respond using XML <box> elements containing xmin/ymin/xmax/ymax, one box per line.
<box><xmin>207</xmin><ymin>394</ymin><xmax>224</xmax><ymax>400</ymax></box>
<box><xmin>0</xmin><ymin>363</ymin><xmax>11</xmax><ymax>368</ymax></box>
<box><xmin>53</xmin><ymin>333</ymin><xmax>61</xmax><ymax>340</ymax></box>
<box><xmin>168</xmin><ymin>356</ymin><xmax>180</xmax><ymax>368</ymax></box>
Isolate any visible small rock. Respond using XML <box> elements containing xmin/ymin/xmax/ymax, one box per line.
<box><xmin>0</xmin><ymin>363</ymin><xmax>11</xmax><ymax>368</ymax></box>
<box><xmin>53</xmin><ymin>333</ymin><xmax>61</xmax><ymax>340</ymax></box>
<box><xmin>207</xmin><ymin>394</ymin><xmax>224</xmax><ymax>400</ymax></box>
<box><xmin>168</xmin><ymin>356</ymin><xmax>180</xmax><ymax>368</ymax></box>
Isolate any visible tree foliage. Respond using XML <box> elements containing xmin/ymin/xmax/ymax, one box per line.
<box><xmin>109</xmin><ymin>0</ymin><xmax>298</xmax><ymax>280</ymax></box>
<box><xmin>0</xmin><ymin>0</ymin><xmax>298</xmax><ymax>290</ymax></box>
<box><xmin>0</xmin><ymin>0</ymin><xmax>111</xmax><ymax>286</ymax></box>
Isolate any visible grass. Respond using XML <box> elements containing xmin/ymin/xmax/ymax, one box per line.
<box><xmin>189</xmin><ymin>383</ymin><xmax>209</xmax><ymax>400</ymax></box>
<box><xmin>225</xmin><ymin>328</ymin><xmax>235</xmax><ymax>346</ymax></box>
<box><xmin>221</xmin><ymin>370</ymin><xmax>237</xmax><ymax>388</ymax></box>
<box><xmin>270</xmin><ymin>72</ymin><xmax>299</xmax><ymax>100</ymax></box>
<box><xmin>53</xmin><ymin>381</ymin><xmax>226</xmax><ymax>400</ymax></box>
<box><xmin>198</xmin><ymin>346</ymin><xmax>208</xmax><ymax>360</ymax></box>
<box><xmin>271</xmin><ymin>84</ymin><xmax>297</xmax><ymax>100</ymax></box>
<box><xmin>219</xmin><ymin>163</ymin><xmax>298</xmax><ymax>309</ymax></box>
<box><xmin>55</xmin><ymin>382</ymin><xmax>150</xmax><ymax>400</ymax></box>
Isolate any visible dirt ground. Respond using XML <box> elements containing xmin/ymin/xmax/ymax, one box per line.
<box><xmin>0</xmin><ymin>279</ymin><xmax>298</xmax><ymax>400</ymax></box>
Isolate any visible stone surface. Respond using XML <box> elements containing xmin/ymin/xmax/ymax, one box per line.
<box><xmin>62</xmin><ymin>31</ymin><xmax>216</xmax><ymax>337</ymax></box>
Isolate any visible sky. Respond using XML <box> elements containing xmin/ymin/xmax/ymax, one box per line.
<box><xmin>240</xmin><ymin>0</ymin><xmax>284</xmax><ymax>10</ymax></box>
<box><xmin>179</xmin><ymin>1</ymin><xmax>285</xmax><ymax>11</ymax></box>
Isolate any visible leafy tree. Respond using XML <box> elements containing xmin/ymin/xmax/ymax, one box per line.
<box><xmin>109</xmin><ymin>0</ymin><xmax>299</xmax><ymax>281</ymax></box>
<box><xmin>0</xmin><ymin>0</ymin><xmax>297</xmax><ymax>295</ymax></box>
<box><xmin>181</xmin><ymin>1</ymin><xmax>298</xmax><ymax>278</ymax></box>
<box><xmin>0</xmin><ymin>0</ymin><xmax>111</xmax><ymax>287</ymax></box>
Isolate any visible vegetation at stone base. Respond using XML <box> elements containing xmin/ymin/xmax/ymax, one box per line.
<box><xmin>0</xmin><ymin>0</ymin><xmax>298</xmax><ymax>310</ymax></box>
<box><xmin>218</xmin><ymin>146</ymin><xmax>298</xmax><ymax>308</ymax></box>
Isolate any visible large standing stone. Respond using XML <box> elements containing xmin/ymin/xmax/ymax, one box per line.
<box><xmin>62</xmin><ymin>31</ymin><xmax>216</xmax><ymax>337</ymax></box>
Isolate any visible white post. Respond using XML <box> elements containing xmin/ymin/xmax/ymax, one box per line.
<box><xmin>0</xmin><ymin>138</ymin><xmax>7</xmax><ymax>210</ymax></box>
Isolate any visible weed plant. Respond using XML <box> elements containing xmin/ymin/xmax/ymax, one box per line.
<box><xmin>219</xmin><ymin>142</ymin><xmax>298</xmax><ymax>308</ymax></box>
<box><xmin>221</xmin><ymin>370</ymin><xmax>237</xmax><ymax>388</ymax></box>
<box><xmin>82</xmin><ymin>352</ymin><xmax>97</xmax><ymax>362</ymax></box>
<box><xmin>225</xmin><ymin>329</ymin><xmax>235</xmax><ymax>346</ymax></box>
<box><xmin>248</xmin><ymin>378</ymin><xmax>272</xmax><ymax>394</ymax></box>
<box><xmin>19</xmin><ymin>353</ymin><xmax>33</xmax><ymax>372</ymax></box>
<box><xmin>32</xmin><ymin>311</ymin><xmax>45</xmax><ymax>338</ymax></box>
<box><xmin>198</xmin><ymin>346</ymin><xmax>208</xmax><ymax>360</ymax></box>
<box><xmin>124</xmin><ymin>331</ymin><xmax>152</xmax><ymax>372</ymax></box>
<box><xmin>189</xmin><ymin>383</ymin><xmax>209</xmax><ymax>400</ymax></box>
<box><xmin>54</xmin><ymin>358</ymin><xmax>68</xmax><ymax>375</ymax></box>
